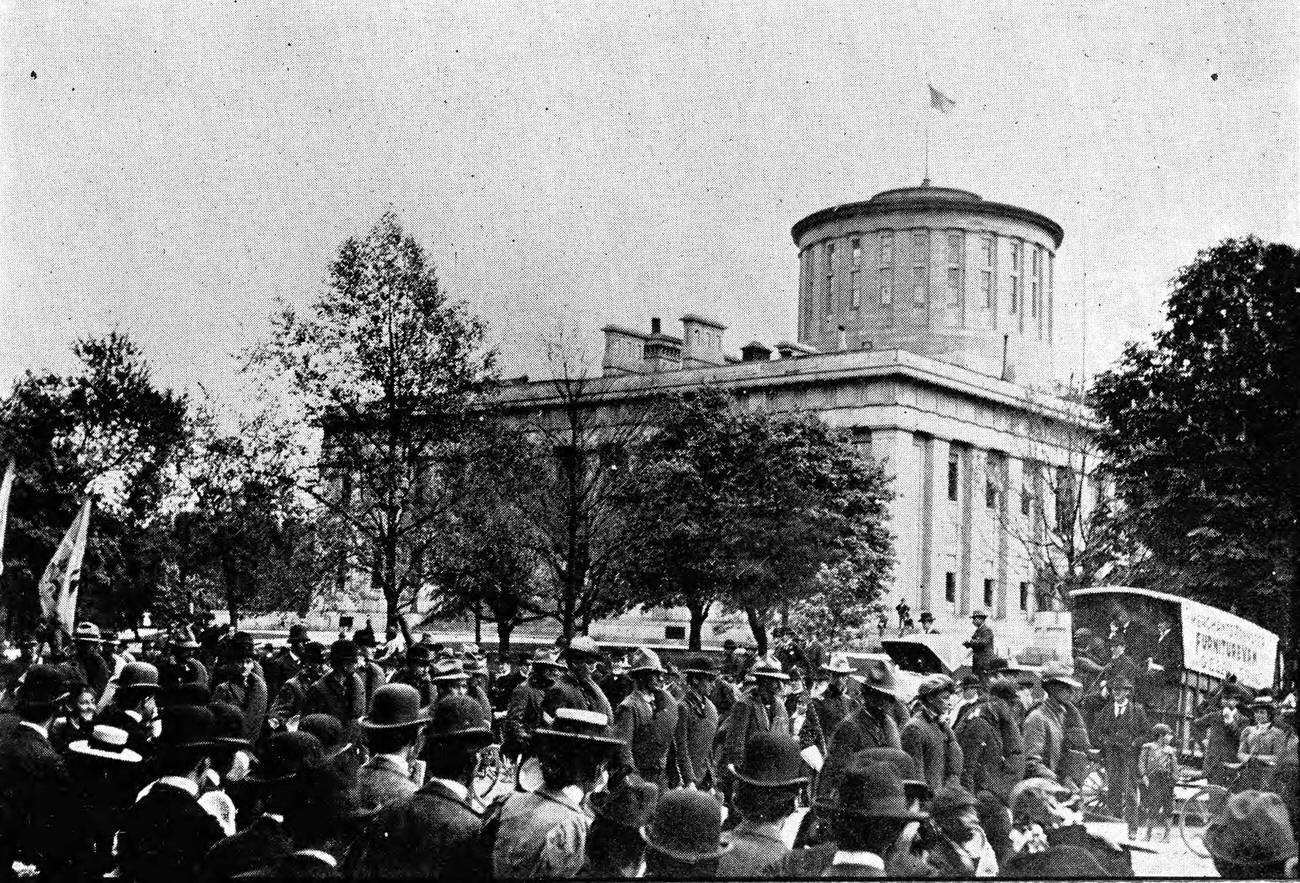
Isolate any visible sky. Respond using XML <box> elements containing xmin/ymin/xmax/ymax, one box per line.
<box><xmin>3</xmin><ymin>2</ymin><xmax>1297</xmax><ymax>405</ymax></box>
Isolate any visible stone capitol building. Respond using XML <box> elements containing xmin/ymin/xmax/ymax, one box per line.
<box><xmin>492</xmin><ymin>182</ymin><xmax>1093</xmax><ymax>661</ymax></box>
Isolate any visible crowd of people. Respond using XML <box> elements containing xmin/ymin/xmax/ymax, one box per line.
<box><xmin>0</xmin><ymin>609</ymin><xmax>1296</xmax><ymax>880</ymax></box>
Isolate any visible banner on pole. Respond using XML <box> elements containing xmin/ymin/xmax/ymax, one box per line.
<box><xmin>38</xmin><ymin>497</ymin><xmax>93</xmax><ymax>633</ymax></box>
<box><xmin>0</xmin><ymin>460</ymin><xmax>13</xmax><ymax>578</ymax></box>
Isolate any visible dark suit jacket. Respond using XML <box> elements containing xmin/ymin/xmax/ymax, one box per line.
<box><xmin>1091</xmin><ymin>701</ymin><xmax>1151</xmax><ymax>753</ymax></box>
<box><xmin>344</xmin><ymin>780</ymin><xmax>486</xmax><ymax>880</ymax></box>
<box><xmin>302</xmin><ymin>673</ymin><xmax>366</xmax><ymax>742</ymax></box>
<box><xmin>672</xmin><ymin>687</ymin><xmax>718</xmax><ymax>789</ymax></box>
<box><xmin>719</xmin><ymin>690</ymin><xmax>790</xmax><ymax>792</ymax></box>
<box><xmin>204</xmin><ymin>814</ymin><xmax>293</xmax><ymax>882</ymax></box>
<box><xmin>817</xmin><ymin>707</ymin><xmax>901</xmax><ymax>798</ymax></box>
<box><xmin>0</xmin><ymin>723</ymin><xmax>76</xmax><ymax>877</ymax></box>
<box><xmin>118</xmin><ymin>780</ymin><xmax>224</xmax><ymax>883</ymax></box>
<box><xmin>504</xmin><ymin>680</ymin><xmax>546</xmax><ymax>757</ymax></box>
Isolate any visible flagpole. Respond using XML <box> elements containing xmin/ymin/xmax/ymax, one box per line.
<box><xmin>924</xmin><ymin>117</ymin><xmax>930</xmax><ymax>186</ymax></box>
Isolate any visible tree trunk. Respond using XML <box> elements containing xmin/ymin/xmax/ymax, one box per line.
<box><xmin>496</xmin><ymin>619</ymin><xmax>513</xmax><ymax>656</ymax></box>
<box><xmin>688</xmin><ymin>601</ymin><xmax>710</xmax><ymax>651</ymax></box>
<box><xmin>745</xmin><ymin>606</ymin><xmax>768</xmax><ymax>655</ymax></box>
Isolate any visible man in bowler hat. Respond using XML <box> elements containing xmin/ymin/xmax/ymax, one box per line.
<box><xmin>356</xmin><ymin>683</ymin><xmax>428</xmax><ymax>812</ymax></box>
<box><xmin>345</xmin><ymin>694</ymin><xmax>495</xmax><ymax>879</ymax></box>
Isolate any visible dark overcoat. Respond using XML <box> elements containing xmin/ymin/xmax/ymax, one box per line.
<box><xmin>344</xmin><ymin>780</ymin><xmax>487</xmax><ymax>880</ymax></box>
<box><xmin>117</xmin><ymin>781</ymin><xmax>225</xmax><ymax>883</ymax></box>
<box><xmin>816</xmin><ymin>705</ymin><xmax>900</xmax><ymax>799</ymax></box>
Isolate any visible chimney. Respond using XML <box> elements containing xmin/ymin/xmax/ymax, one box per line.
<box><xmin>740</xmin><ymin>340</ymin><xmax>772</xmax><ymax>362</ymax></box>
<box><xmin>837</xmin><ymin>325</ymin><xmax>848</xmax><ymax>352</ymax></box>
<box><xmin>651</xmin><ymin>317</ymin><xmax>661</xmax><ymax>335</ymax></box>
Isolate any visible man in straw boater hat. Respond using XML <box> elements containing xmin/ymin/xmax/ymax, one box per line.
<box><xmin>503</xmin><ymin>648</ymin><xmax>565</xmax><ymax>765</ymax></box>
<box><xmin>216</xmin><ymin>730</ymin><xmax>359</xmax><ymax>878</ymax></box>
<box><xmin>610</xmin><ymin>646</ymin><xmax>692</xmax><ymax>790</ymax></box>
<box><xmin>799</xmin><ymin>652</ymin><xmax>862</xmax><ymax>778</ymax></box>
<box><xmin>641</xmin><ymin>788</ymin><xmax>732</xmax><ymax>879</ymax></box>
<box><xmin>65</xmin><ymin>723</ymin><xmax>144</xmax><ymax>875</ymax></box>
<box><xmin>781</xmin><ymin>757</ymin><xmax>931</xmax><ymax>878</ymax></box>
<box><xmin>493</xmin><ymin>707</ymin><xmax>625</xmax><ymax>879</ymax></box>
<box><xmin>95</xmin><ymin>660</ymin><xmax>161</xmax><ymax>762</ymax></box>
<box><xmin>0</xmin><ymin>664</ymin><xmax>77</xmax><ymax>878</ymax></box>
<box><xmin>716</xmin><ymin>731</ymin><xmax>807</xmax><ymax>877</ymax></box>
<box><xmin>717</xmin><ymin>654</ymin><xmax>791</xmax><ymax>801</ymax></box>
<box><xmin>817</xmin><ymin>657</ymin><xmax>902</xmax><ymax>800</ymax></box>
<box><xmin>117</xmin><ymin>704</ymin><xmax>225</xmax><ymax>883</ymax></box>
<box><xmin>356</xmin><ymin>682</ymin><xmax>429</xmax><ymax>813</ymax></box>
<box><xmin>346</xmin><ymin>693</ymin><xmax>496</xmax><ymax>879</ymax></box>
<box><xmin>671</xmin><ymin>654</ymin><xmax>720</xmax><ymax>792</ymax></box>
<box><xmin>1002</xmin><ymin>776</ymin><xmax>1136</xmax><ymax>878</ymax></box>
<box><xmin>543</xmin><ymin>635</ymin><xmax>614</xmax><ymax>719</ymax></box>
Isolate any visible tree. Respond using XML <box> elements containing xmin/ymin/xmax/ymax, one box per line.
<box><xmin>1090</xmin><ymin>237</ymin><xmax>1299</xmax><ymax>658</ymax></box>
<box><xmin>247</xmin><ymin>211</ymin><xmax>498</xmax><ymax>637</ymax></box>
<box><xmin>423</xmin><ymin>428</ymin><xmax>549</xmax><ymax>653</ymax></box>
<box><xmin>614</xmin><ymin>388</ymin><xmax>896</xmax><ymax>652</ymax></box>
<box><xmin>507</xmin><ymin>333</ymin><xmax>651</xmax><ymax>640</ymax></box>
<box><xmin>171</xmin><ymin>399</ymin><xmax>331</xmax><ymax>628</ymax></box>
<box><xmin>0</xmin><ymin>332</ymin><xmax>190</xmax><ymax>633</ymax></box>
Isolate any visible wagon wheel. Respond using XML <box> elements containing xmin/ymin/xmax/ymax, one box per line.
<box><xmin>473</xmin><ymin>744</ymin><xmax>509</xmax><ymax>799</ymax></box>
<box><xmin>1079</xmin><ymin>760</ymin><xmax>1108</xmax><ymax>817</ymax></box>
<box><xmin>1179</xmin><ymin>785</ymin><xmax>1224</xmax><ymax>858</ymax></box>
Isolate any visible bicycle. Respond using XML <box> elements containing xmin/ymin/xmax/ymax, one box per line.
<box><xmin>473</xmin><ymin>742</ymin><xmax>514</xmax><ymax>800</ymax></box>
<box><xmin>1177</xmin><ymin>759</ymin><xmax>1264</xmax><ymax>857</ymax></box>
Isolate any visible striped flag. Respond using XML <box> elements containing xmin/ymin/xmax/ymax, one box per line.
<box><xmin>38</xmin><ymin>497</ymin><xmax>92</xmax><ymax>632</ymax></box>
<box><xmin>0</xmin><ymin>460</ymin><xmax>13</xmax><ymax>577</ymax></box>
<box><xmin>929</xmin><ymin>84</ymin><xmax>956</xmax><ymax>114</ymax></box>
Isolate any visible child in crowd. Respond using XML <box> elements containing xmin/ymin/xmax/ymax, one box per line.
<box><xmin>1138</xmin><ymin>723</ymin><xmax>1179</xmax><ymax>841</ymax></box>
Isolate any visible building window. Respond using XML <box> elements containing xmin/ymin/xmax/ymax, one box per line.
<box><xmin>913</xmin><ymin>231</ymin><xmax>928</xmax><ymax>264</ymax></box>
<box><xmin>851</xmin><ymin>427</ymin><xmax>872</xmax><ymax>459</ymax></box>
<box><xmin>980</xmin><ymin>271</ymin><xmax>992</xmax><ymax>309</ymax></box>
<box><xmin>986</xmin><ymin>475</ymin><xmax>998</xmax><ymax>508</ymax></box>
<box><xmin>1010</xmin><ymin>241</ymin><xmax>1020</xmax><ymax>272</ymax></box>
<box><xmin>947</xmin><ymin>267</ymin><xmax>961</xmax><ymax>308</ymax></box>
<box><xmin>913</xmin><ymin>267</ymin><xmax>927</xmax><ymax>307</ymax></box>
<box><xmin>851</xmin><ymin>271</ymin><xmax>861</xmax><ymax>309</ymax></box>
<box><xmin>879</xmin><ymin>268</ymin><xmax>893</xmax><ymax>306</ymax></box>
<box><xmin>1009</xmin><ymin>276</ymin><xmax>1019</xmax><ymax>313</ymax></box>
<box><xmin>1031</xmin><ymin>279</ymin><xmax>1039</xmax><ymax>318</ymax></box>
<box><xmin>983</xmin><ymin>579</ymin><xmax>994</xmax><ymax>609</ymax></box>
<box><xmin>1021</xmin><ymin>460</ymin><xmax>1034</xmax><ymax>516</ymax></box>
<box><xmin>1055</xmin><ymin>466</ymin><xmax>1076</xmax><ymax>533</ymax></box>
<box><xmin>980</xmin><ymin>236</ymin><xmax>994</xmax><ymax>268</ymax></box>
<box><xmin>945</xmin><ymin>572</ymin><xmax>956</xmax><ymax>604</ymax></box>
<box><xmin>880</xmin><ymin>231</ymin><xmax>893</xmax><ymax>266</ymax></box>
<box><xmin>947</xmin><ymin>450</ymin><xmax>959</xmax><ymax>501</ymax></box>
<box><xmin>1036</xmin><ymin>584</ymin><xmax>1054</xmax><ymax>612</ymax></box>
<box><xmin>851</xmin><ymin>237</ymin><xmax>862</xmax><ymax>268</ymax></box>
<box><xmin>947</xmin><ymin>232</ymin><xmax>962</xmax><ymax>265</ymax></box>
<box><xmin>1020</xmin><ymin>581</ymin><xmax>1030</xmax><ymax>611</ymax></box>
<box><xmin>825</xmin><ymin>242</ymin><xmax>836</xmax><ymax>315</ymax></box>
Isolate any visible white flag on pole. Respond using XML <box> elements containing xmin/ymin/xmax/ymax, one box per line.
<box><xmin>38</xmin><ymin>497</ymin><xmax>92</xmax><ymax>632</ymax></box>
<box><xmin>0</xmin><ymin>460</ymin><xmax>13</xmax><ymax>578</ymax></box>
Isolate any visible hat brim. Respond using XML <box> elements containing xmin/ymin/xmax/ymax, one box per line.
<box><xmin>533</xmin><ymin>728</ymin><xmax>624</xmax><ymax>749</ymax></box>
<box><xmin>359</xmin><ymin>714</ymin><xmax>431</xmax><ymax>731</ymax></box>
<box><xmin>427</xmin><ymin>726</ymin><xmax>494</xmax><ymax>746</ymax></box>
<box><xmin>728</xmin><ymin>763</ymin><xmax>808</xmax><ymax>789</ymax></box>
<box><xmin>212</xmin><ymin>736</ymin><xmax>253</xmax><ymax>748</ymax></box>
<box><xmin>1043</xmin><ymin>676</ymin><xmax>1083</xmax><ymax>690</ymax></box>
<box><xmin>629</xmin><ymin>665</ymin><xmax>666</xmax><ymax>675</ymax></box>
<box><xmin>752</xmin><ymin>670</ymin><xmax>790</xmax><ymax>681</ymax></box>
<box><xmin>681</xmin><ymin>669</ymin><xmax>717</xmax><ymax>677</ymax></box>
<box><xmin>849</xmin><ymin>675</ymin><xmax>896</xmax><ymax>697</ymax></box>
<box><xmin>641</xmin><ymin>828</ymin><xmax>733</xmax><ymax>863</ymax></box>
<box><xmin>561</xmin><ymin>649</ymin><xmax>604</xmax><ymax>662</ymax></box>
<box><xmin>813</xmin><ymin>798</ymin><xmax>929</xmax><ymax>821</ymax></box>
<box><xmin>110</xmin><ymin>680</ymin><xmax>161</xmax><ymax>692</ymax></box>
<box><xmin>68</xmin><ymin>741</ymin><xmax>143</xmax><ymax>763</ymax></box>
<box><xmin>822</xmin><ymin>665</ymin><xmax>854</xmax><ymax>675</ymax></box>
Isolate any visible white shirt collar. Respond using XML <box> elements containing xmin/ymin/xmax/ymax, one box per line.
<box><xmin>375</xmin><ymin>752</ymin><xmax>410</xmax><ymax>776</ymax></box>
<box><xmin>18</xmin><ymin>720</ymin><xmax>48</xmax><ymax>739</ymax></box>
<box><xmin>124</xmin><ymin>709</ymin><xmax>143</xmax><ymax>723</ymax></box>
<box><xmin>429</xmin><ymin>777</ymin><xmax>469</xmax><ymax>802</ymax></box>
<box><xmin>831</xmin><ymin>850</ymin><xmax>885</xmax><ymax>870</ymax></box>
<box><xmin>157</xmin><ymin>775</ymin><xmax>200</xmax><ymax>797</ymax></box>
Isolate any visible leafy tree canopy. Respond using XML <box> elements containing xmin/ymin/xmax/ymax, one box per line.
<box><xmin>1090</xmin><ymin>236</ymin><xmax>1299</xmax><ymax>651</ymax></box>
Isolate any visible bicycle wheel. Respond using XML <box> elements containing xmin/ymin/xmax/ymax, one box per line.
<box><xmin>1179</xmin><ymin>785</ymin><xmax>1222</xmax><ymax>858</ymax></box>
<box><xmin>1080</xmin><ymin>762</ymin><xmax>1108</xmax><ymax>816</ymax></box>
